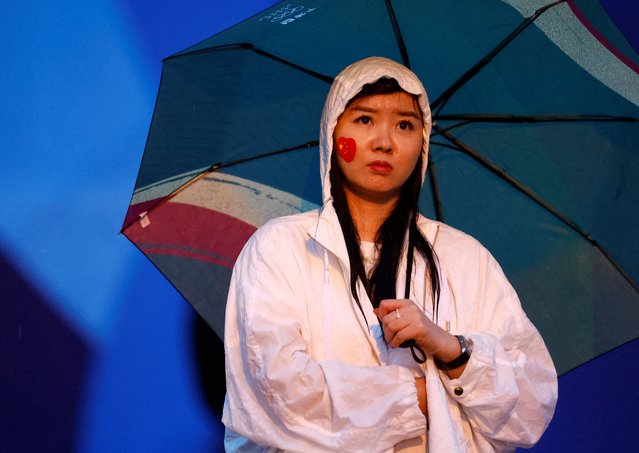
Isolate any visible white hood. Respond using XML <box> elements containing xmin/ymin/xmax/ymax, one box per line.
<box><xmin>318</xmin><ymin>56</ymin><xmax>432</xmax><ymax>203</ymax></box>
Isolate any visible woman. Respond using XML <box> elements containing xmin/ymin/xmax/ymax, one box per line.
<box><xmin>222</xmin><ymin>57</ymin><xmax>557</xmax><ymax>452</ymax></box>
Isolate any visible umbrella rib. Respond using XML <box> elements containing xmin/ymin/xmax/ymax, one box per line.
<box><xmin>432</xmin><ymin>121</ymin><xmax>474</xmax><ymax>137</ymax></box>
<box><xmin>435</xmin><ymin>113</ymin><xmax>639</xmax><ymax>123</ymax></box>
<box><xmin>125</xmin><ymin>141</ymin><xmax>319</xmax><ymax>230</ymax></box>
<box><xmin>431</xmin><ymin>114</ymin><xmax>638</xmax><ymax>136</ymax></box>
<box><xmin>430</xmin><ymin>140</ymin><xmax>465</xmax><ymax>152</ymax></box>
<box><xmin>165</xmin><ymin>43</ymin><xmax>334</xmax><ymax>84</ymax></box>
<box><xmin>432</xmin><ymin>123</ymin><xmax>639</xmax><ymax>295</ymax></box>
<box><xmin>208</xmin><ymin>140</ymin><xmax>319</xmax><ymax>171</ymax></box>
<box><xmin>385</xmin><ymin>0</ymin><xmax>411</xmax><ymax>68</ymax></box>
<box><xmin>431</xmin><ymin>0</ymin><xmax>567</xmax><ymax>115</ymax></box>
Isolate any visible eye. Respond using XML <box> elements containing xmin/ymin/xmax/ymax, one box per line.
<box><xmin>355</xmin><ymin>115</ymin><xmax>372</xmax><ymax>125</ymax></box>
<box><xmin>398</xmin><ymin>120</ymin><xmax>415</xmax><ymax>131</ymax></box>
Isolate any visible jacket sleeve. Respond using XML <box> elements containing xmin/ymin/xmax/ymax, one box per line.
<box><xmin>439</xmin><ymin>248</ymin><xmax>558</xmax><ymax>450</ymax></box>
<box><xmin>223</xmin><ymin>224</ymin><xmax>426</xmax><ymax>452</ymax></box>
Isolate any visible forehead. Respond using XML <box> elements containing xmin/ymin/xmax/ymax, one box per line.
<box><xmin>343</xmin><ymin>91</ymin><xmax>421</xmax><ymax>117</ymax></box>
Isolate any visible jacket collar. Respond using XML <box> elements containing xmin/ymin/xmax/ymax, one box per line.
<box><xmin>307</xmin><ymin>200</ymin><xmax>351</xmax><ymax>268</ymax></box>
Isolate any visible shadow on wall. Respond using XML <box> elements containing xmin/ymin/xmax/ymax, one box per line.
<box><xmin>192</xmin><ymin>312</ymin><xmax>227</xmax><ymax>416</ymax></box>
<box><xmin>0</xmin><ymin>251</ymin><xmax>91</xmax><ymax>452</ymax></box>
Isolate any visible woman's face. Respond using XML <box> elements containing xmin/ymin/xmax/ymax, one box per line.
<box><xmin>333</xmin><ymin>91</ymin><xmax>423</xmax><ymax>205</ymax></box>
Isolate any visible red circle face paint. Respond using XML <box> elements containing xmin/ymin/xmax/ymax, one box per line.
<box><xmin>337</xmin><ymin>137</ymin><xmax>356</xmax><ymax>163</ymax></box>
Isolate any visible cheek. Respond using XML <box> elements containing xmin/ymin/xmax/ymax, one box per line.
<box><xmin>336</xmin><ymin>136</ymin><xmax>357</xmax><ymax>163</ymax></box>
<box><xmin>405</xmin><ymin>138</ymin><xmax>423</xmax><ymax>167</ymax></box>
<box><xmin>398</xmin><ymin>139</ymin><xmax>423</xmax><ymax>178</ymax></box>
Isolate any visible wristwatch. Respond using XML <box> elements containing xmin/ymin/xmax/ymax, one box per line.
<box><xmin>434</xmin><ymin>335</ymin><xmax>473</xmax><ymax>371</ymax></box>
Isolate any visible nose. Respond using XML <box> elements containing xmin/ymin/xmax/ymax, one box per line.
<box><xmin>371</xmin><ymin>123</ymin><xmax>392</xmax><ymax>153</ymax></box>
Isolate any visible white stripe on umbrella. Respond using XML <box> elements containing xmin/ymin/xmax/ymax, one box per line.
<box><xmin>505</xmin><ymin>0</ymin><xmax>639</xmax><ymax>106</ymax></box>
<box><xmin>133</xmin><ymin>170</ymin><xmax>319</xmax><ymax>229</ymax></box>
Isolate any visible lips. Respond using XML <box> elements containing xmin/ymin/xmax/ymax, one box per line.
<box><xmin>368</xmin><ymin>160</ymin><xmax>393</xmax><ymax>173</ymax></box>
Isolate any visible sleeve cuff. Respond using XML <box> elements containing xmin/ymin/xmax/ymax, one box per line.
<box><xmin>394</xmin><ymin>366</ymin><xmax>428</xmax><ymax>433</ymax></box>
<box><xmin>437</xmin><ymin>333</ymin><xmax>491</xmax><ymax>400</ymax></box>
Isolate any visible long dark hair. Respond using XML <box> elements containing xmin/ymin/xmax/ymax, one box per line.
<box><xmin>329</xmin><ymin>78</ymin><xmax>440</xmax><ymax>317</ymax></box>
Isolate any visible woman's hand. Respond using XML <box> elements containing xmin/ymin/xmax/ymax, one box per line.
<box><xmin>378</xmin><ymin>299</ymin><xmax>467</xmax><ymax>378</ymax></box>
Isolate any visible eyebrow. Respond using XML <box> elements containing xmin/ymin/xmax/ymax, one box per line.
<box><xmin>348</xmin><ymin>105</ymin><xmax>421</xmax><ymax>120</ymax></box>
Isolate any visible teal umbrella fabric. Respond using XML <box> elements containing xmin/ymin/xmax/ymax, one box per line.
<box><xmin>122</xmin><ymin>0</ymin><xmax>639</xmax><ymax>375</ymax></box>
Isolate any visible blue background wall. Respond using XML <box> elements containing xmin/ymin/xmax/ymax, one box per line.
<box><xmin>1</xmin><ymin>1</ymin><xmax>637</xmax><ymax>451</ymax></box>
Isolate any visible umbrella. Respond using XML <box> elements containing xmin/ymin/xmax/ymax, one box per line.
<box><xmin>121</xmin><ymin>0</ymin><xmax>639</xmax><ymax>375</ymax></box>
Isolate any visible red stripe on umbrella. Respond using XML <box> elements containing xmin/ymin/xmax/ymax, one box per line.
<box><xmin>136</xmin><ymin>245</ymin><xmax>237</xmax><ymax>269</ymax></box>
<box><xmin>566</xmin><ymin>0</ymin><xmax>639</xmax><ymax>74</ymax></box>
<box><xmin>123</xmin><ymin>201</ymin><xmax>256</xmax><ymax>267</ymax></box>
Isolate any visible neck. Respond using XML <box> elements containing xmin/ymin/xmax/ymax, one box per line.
<box><xmin>344</xmin><ymin>189</ymin><xmax>398</xmax><ymax>242</ymax></box>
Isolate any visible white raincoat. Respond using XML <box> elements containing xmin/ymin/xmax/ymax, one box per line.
<box><xmin>222</xmin><ymin>57</ymin><xmax>557</xmax><ymax>452</ymax></box>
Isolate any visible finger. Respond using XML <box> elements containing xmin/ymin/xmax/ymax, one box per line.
<box><xmin>389</xmin><ymin>328</ymin><xmax>416</xmax><ymax>349</ymax></box>
<box><xmin>381</xmin><ymin>307</ymin><xmax>419</xmax><ymax>328</ymax></box>
<box><xmin>377</xmin><ymin>300</ymin><xmax>397</xmax><ymax>319</ymax></box>
<box><xmin>383</xmin><ymin>322</ymin><xmax>411</xmax><ymax>348</ymax></box>
<box><xmin>381</xmin><ymin>311</ymin><xmax>402</xmax><ymax>329</ymax></box>
<box><xmin>379</xmin><ymin>314</ymin><xmax>398</xmax><ymax>343</ymax></box>
<box><xmin>381</xmin><ymin>315</ymin><xmax>413</xmax><ymax>344</ymax></box>
<box><xmin>378</xmin><ymin>298</ymin><xmax>411</xmax><ymax>318</ymax></box>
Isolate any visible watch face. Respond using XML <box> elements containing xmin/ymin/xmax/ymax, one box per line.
<box><xmin>458</xmin><ymin>335</ymin><xmax>473</xmax><ymax>354</ymax></box>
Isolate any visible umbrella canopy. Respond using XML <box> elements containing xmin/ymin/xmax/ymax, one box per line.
<box><xmin>122</xmin><ymin>0</ymin><xmax>639</xmax><ymax>375</ymax></box>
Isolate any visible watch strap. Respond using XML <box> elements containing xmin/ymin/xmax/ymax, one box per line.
<box><xmin>434</xmin><ymin>335</ymin><xmax>472</xmax><ymax>371</ymax></box>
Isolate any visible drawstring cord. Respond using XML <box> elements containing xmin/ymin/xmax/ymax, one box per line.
<box><xmin>399</xmin><ymin>229</ymin><xmax>427</xmax><ymax>364</ymax></box>
<box><xmin>322</xmin><ymin>248</ymin><xmax>335</xmax><ymax>357</ymax></box>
